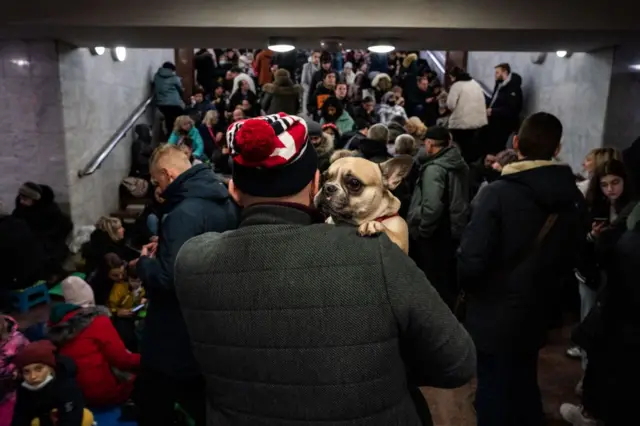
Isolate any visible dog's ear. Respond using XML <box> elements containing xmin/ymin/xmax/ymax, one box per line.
<box><xmin>329</xmin><ymin>149</ymin><xmax>358</xmax><ymax>164</ymax></box>
<box><xmin>380</xmin><ymin>155</ymin><xmax>414</xmax><ymax>190</ymax></box>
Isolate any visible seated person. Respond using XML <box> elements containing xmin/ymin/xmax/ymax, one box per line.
<box><xmin>198</xmin><ymin>110</ymin><xmax>226</xmax><ymax>160</ymax></box>
<box><xmin>107</xmin><ymin>257</ymin><xmax>146</xmax><ymax>352</ymax></box>
<box><xmin>184</xmin><ymin>87</ymin><xmax>215</xmax><ymax>126</ymax></box>
<box><xmin>47</xmin><ymin>276</ymin><xmax>140</xmax><ymax>408</ymax></box>
<box><xmin>167</xmin><ymin>115</ymin><xmax>205</xmax><ymax>160</ymax></box>
<box><xmin>176</xmin><ymin>137</ymin><xmax>204</xmax><ymax>165</ymax></box>
<box><xmin>320</xmin><ymin>96</ymin><xmax>355</xmax><ymax>135</ymax></box>
<box><xmin>0</xmin><ymin>315</ymin><xmax>29</xmax><ymax>426</ymax></box>
<box><xmin>0</xmin><ymin>202</ymin><xmax>49</xmax><ymax>294</ymax></box>
<box><xmin>12</xmin><ymin>183</ymin><xmax>72</xmax><ymax>279</ymax></box>
<box><xmin>11</xmin><ymin>340</ymin><xmax>94</xmax><ymax>426</ymax></box>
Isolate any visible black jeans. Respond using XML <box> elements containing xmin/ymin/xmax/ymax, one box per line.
<box><xmin>475</xmin><ymin>350</ymin><xmax>543</xmax><ymax>426</ymax></box>
<box><xmin>158</xmin><ymin>105</ymin><xmax>184</xmax><ymax>135</ymax></box>
<box><xmin>450</xmin><ymin>128</ymin><xmax>481</xmax><ymax>164</ymax></box>
<box><xmin>136</xmin><ymin>368</ymin><xmax>206</xmax><ymax>426</ymax></box>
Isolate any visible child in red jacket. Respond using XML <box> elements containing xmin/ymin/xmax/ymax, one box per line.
<box><xmin>46</xmin><ymin>298</ymin><xmax>140</xmax><ymax>408</ymax></box>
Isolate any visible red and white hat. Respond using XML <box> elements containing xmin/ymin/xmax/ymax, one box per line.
<box><xmin>227</xmin><ymin>113</ymin><xmax>318</xmax><ymax>197</ymax></box>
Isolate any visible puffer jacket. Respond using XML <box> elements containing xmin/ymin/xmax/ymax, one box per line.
<box><xmin>446</xmin><ymin>79</ymin><xmax>488</xmax><ymax>130</ymax></box>
<box><xmin>153</xmin><ymin>67</ymin><xmax>184</xmax><ymax>107</ymax></box>
<box><xmin>174</xmin><ymin>203</ymin><xmax>476</xmax><ymax>426</ymax></box>
<box><xmin>47</xmin><ymin>304</ymin><xmax>139</xmax><ymax>407</ymax></box>
<box><xmin>0</xmin><ymin>316</ymin><xmax>28</xmax><ymax>425</ymax></box>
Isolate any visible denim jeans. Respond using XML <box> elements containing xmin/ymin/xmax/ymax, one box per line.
<box><xmin>146</xmin><ymin>213</ymin><xmax>159</xmax><ymax>236</ymax></box>
<box><xmin>579</xmin><ymin>282</ymin><xmax>597</xmax><ymax>369</ymax></box>
<box><xmin>476</xmin><ymin>350</ymin><xmax>543</xmax><ymax>426</ymax></box>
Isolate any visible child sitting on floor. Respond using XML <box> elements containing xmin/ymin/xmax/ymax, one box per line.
<box><xmin>0</xmin><ymin>315</ymin><xmax>29</xmax><ymax>426</ymax></box>
<box><xmin>108</xmin><ymin>260</ymin><xmax>146</xmax><ymax>352</ymax></box>
<box><xmin>11</xmin><ymin>340</ymin><xmax>94</xmax><ymax>426</ymax></box>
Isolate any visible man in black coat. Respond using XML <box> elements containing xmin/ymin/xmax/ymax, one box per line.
<box><xmin>175</xmin><ymin>114</ymin><xmax>476</xmax><ymax>426</ymax></box>
<box><xmin>457</xmin><ymin>112</ymin><xmax>588</xmax><ymax>426</ymax></box>
<box><xmin>486</xmin><ymin>63</ymin><xmax>524</xmax><ymax>156</ymax></box>
<box><xmin>135</xmin><ymin>145</ymin><xmax>238</xmax><ymax>426</ymax></box>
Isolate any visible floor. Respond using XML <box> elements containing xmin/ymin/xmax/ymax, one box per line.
<box><xmin>13</xmin><ymin>303</ymin><xmax>581</xmax><ymax>426</ymax></box>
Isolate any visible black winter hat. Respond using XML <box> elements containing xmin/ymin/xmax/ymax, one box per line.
<box><xmin>425</xmin><ymin>125</ymin><xmax>451</xmax><ymax>143</ymax></box>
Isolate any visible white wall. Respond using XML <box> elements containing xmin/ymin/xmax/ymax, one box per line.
<box><xmin>468</xmin><ymin>50</ymin><xmax>614</xmax><ymax>170</ymax></box>
<box><xmin>58</xmin><ymin>45</ymin><xmax>173</xmax><ymax>226</ymax></box>
<box><xmin>0</xmin><ymin>41</ymin><xmax>68</xmax><ymax>212</ymax></box>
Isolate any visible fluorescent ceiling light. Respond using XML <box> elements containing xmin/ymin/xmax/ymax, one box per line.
<box><xmin>268</xmin><ymin>44</ymin><xmax>295</xmax><ymax>53</ymax></box>
<box><xmin>556</xmin><ymin>50</ymin><xmax>568</xmax><ymax>58</ymax></box>
<box><xmin>90</xmin><ymin>47</ymin><xmax>106</xmax><ymax>56</ymax></box>
<box><xmin>629</xmin><ymin>64</ymin><xmax>640</xmax><ymax>71</ymax></box>
<box><xmin>112</xmin><ymin>46</ymin><xmax>127</xmax><ymax>62</ymax></box>
<box><xmin>368</xmin><ymin>44</ymin><xmax>395</xmax><ymax>54</ymax></box>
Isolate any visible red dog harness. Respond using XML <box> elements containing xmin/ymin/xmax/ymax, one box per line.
<box><xmin>375</xmin><ymin>213</ymin><xmax>400</xmax><ymax>222</ymax></box>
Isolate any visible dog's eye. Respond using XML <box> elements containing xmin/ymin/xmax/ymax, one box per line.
<box><xmin>346</xmin><ymin>178</ymin><xmax>362</xmax><ymax>192</ymax></box>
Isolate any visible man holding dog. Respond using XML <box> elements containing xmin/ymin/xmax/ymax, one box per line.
<box><xmin>174</xmin><ymin>113</ymin><xmax>475</xmax><ymax>426</ymax></box>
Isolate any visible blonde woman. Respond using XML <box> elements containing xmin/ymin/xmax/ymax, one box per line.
<box><xmin>84</xmin><ymin>217</ymin><xmax>136</xmax><ymax>305</ymax></box>
<box><xmin>198</xmin><ymin>110</ymin><xmax>225</xmax><ymax>159</ymax></box>
<box><xmin>577</xmin><ymin>147</ymin><xmax>621</xmax><ymax>196</ymax></box>
<box><xmin>167</xmin><ymin>115</ymin><xmax>205</xmax><ymax>159</ymax></box>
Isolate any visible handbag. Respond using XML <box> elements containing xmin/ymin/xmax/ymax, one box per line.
<box><xmin>454</xmin><ymin>213</ymin><xmax>559</xmax><ymax>319</ymax></box>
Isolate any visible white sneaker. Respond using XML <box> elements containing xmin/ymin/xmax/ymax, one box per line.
<box><xmin>559</xmin><ymin>403</ymin><xmax>598</xmax><ymax>426</ymax></box>
<box><xmin>566</xmin><ymin>346</ymin><xmax>583</xmax><ymax>358</ymax></box>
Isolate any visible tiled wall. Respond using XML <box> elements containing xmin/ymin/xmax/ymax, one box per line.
<box><xmin>467</xmin><ymin>50</ymin><xmax>615</xmax><ymax>171</ymax></box>
<box><xmin>0</xmin><ymin>41</ymin><xmax>68</xmax><ymax>212</ymax></box>
<box><xmin>58</xmin><ymin>44</ymin><xmax>173</xmax><ymax>226</ymax></box>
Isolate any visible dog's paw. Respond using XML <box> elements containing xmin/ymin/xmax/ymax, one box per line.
<box><xmin>357</xmin><ymin>221</ymin><xmax>386</xmax><ymax>237</ymax></box>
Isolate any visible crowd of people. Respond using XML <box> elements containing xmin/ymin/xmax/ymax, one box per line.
<box><xmin>0</xmin><ymin>47</ymin><xmax>640</xmax><ymax>426</ymax></box>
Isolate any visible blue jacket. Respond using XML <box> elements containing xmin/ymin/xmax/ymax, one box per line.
<box><xmin>153</xmin><ymin>67</ymin><xmax>184</xmax><ymax>107</ymax></box>
<box><xmin>168</xmin><ymin>126</ymin><xmax>205</xmax><ymax>159</ymax></box>
<box><xmin>137</xmin><ymin>164</ymin><xmax>239</xmax><ymax>376</ymax></box>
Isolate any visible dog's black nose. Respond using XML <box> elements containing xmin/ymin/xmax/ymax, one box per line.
<box><xmin>324</xmin><ymin>183</ymin><xmax>338</xmax><ymax>195</ymax></box>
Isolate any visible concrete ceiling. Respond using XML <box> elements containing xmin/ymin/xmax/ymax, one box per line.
<box><xmin>2</xmin><ymin>0</ymin><xmax>639</xmax><ymax>51</ymax></box>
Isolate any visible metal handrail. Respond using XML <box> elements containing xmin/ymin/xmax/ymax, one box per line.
<box><xmin>78</xmin><ymin>95</ymin><xmax>154</xmax><ymax>178</ymax></box>
<box><xmin>425</xmin><ymin>50</ymin><xmax>492</xmax><ymax>99</ymax></box>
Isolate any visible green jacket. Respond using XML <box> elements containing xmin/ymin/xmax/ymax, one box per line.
<box><xmin>407</xmin><ymin>146</ymin><xmax>470</xmax><ymax>240</ymax></box>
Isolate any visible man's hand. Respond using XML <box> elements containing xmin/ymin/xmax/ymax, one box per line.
<box><xmin>222</xmin><ymin>146</ymin><xmax>230</xmax><ymax>155</ymax></box>
<box><xmin>150</xmin><ymin>236</ymin><xmax>159</xmax><ymax>243</ymax></box>
<box><xmin>487</xmin><ymin>108</ymin><xmax>492</xmax><ymax>116</ymax></box>
<box><xmin>141</xmin><ymin>242</ymin><xmax>158</xmax><ymax>258</ymax></box>
<box><xmin>129</xmin><ymin>258</ymin><xmax>139</xmax><ymax>268</ymax></box>
<box><xmin>426</xmin><ymin>97</ymin><xmax>435</xmax><ymax>103</ymax></box>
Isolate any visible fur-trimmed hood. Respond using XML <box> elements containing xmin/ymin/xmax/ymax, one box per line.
<box><xmin>313</xmin><ymin>132</ymin><xmax>335</xmax><ymax>157</ymax></box>
<box><xmin>262</xmin><ymin>80</ymin><xmax>303</xmax><ymax>96</ymax></box>
<box><xmin>47</xmin><ymin>305</ymin><xmax>110</xmax><ymax>347</ymax></box>
<box><xmin>402</xmin><ymin>53</ymin><xmax>418</xmax><ymax>69</ymax></box>
<box><xmin>371</xmin><ymin>73</ymin><xmax>392</xmax><ymax>91</ymax></box>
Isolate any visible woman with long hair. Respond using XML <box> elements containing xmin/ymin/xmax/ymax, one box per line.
<box><xmin>577</xmin><ymin>147</ymin><xmax>621</xmax><ymax>196</ymax></box>
<box><xmin>562</xmin><ymin>159</ymin><xmax>638</xmax><ymax>425</ymax></box>
<box><xmin>168</xmin><ymin>115</ymin><xmax>205</xmax><ymax>160</ymax></box>
<box><xmin>198</xmin><ymin>110</ymin><xmax>226</xmax><ymax>160</ymax></box>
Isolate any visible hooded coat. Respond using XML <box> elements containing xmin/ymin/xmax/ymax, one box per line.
<box><xmin>320</xmin><ymin>97</ymin><xmax>355</xmax><ymax>135</ymax></box>
<box><xmin>261</xmin><ymin>70</ymin><xmax>303</xmax><ymax>115</ymax></box>
<box><xmin>129</xmin><ymin>124</ymin><xmax>154</xmax><ymax>178</ymax></box>
<box><xmin>153</xmin><ymin>67</ymin><xmax>184</xmax><ymax>108</ymax></box>
<box><xmin>458</xmin><ymin>161</ymin><xmax>588</xmax><ymax>353</ymax></box>
<box><xmin>136</xmin><ymin>164</ymin><xmax>239</xmax><ymax>378</ymax></box>
<box><xmin>407</xmin><ymin>146</ymin><xmax>470</xmax><ymax>305</ymax></box>
<box><xmin>47</xmin><ymin>304</ymin><xmax>140</xmax><ymax>407</ymax></box>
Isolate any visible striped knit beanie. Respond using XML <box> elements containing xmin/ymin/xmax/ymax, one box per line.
<box><xmin>227</xmin><ymin>113</ymin><xmax>317</xmax><ymax>197</ymax></box>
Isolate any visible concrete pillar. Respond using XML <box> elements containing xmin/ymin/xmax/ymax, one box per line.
<box><xmin>175</xmin><ymin>48</ymin><xmax>194</xmax><ymax>101</ymax></box>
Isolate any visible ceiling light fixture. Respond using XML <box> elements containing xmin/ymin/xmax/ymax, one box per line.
<box><xmin>368</xmin><ymin>43</ymin><xmax>395</xmax><ymax>54</ymax></box>
<box><xmin>112</xmin><ymin>46</ymin><xmax>127</xmax><ymax>62</ymax></box>
<box><xmin>629</xmin><ymin>64</ymin><xmax>640</xmax><ymax>71</ymax></box>
<box><xmin>556</xmin><ymin>50</ymin><xmax>570</xmax><ymax>58</ymax></box>
<box><xmin>268</xmin><ymin>38</ymin><xmax>295</xmax><ymax>53</ymax></box>
<box><xmin>90</xmin><ymin>47</ymin><xmax>106</xmax><ymax>56</ymax></box>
